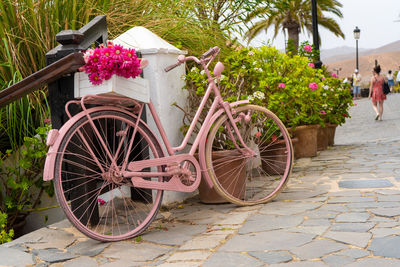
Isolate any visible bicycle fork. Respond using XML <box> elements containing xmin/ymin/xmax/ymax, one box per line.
<box><xmin>220</xmin><ymin>101</ymin><xmax>257</xmax><ymax>158</ymax></box>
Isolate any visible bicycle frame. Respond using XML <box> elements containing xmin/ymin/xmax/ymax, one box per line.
<box><xmin>44</xmin><ymin>51</ymin><xmax>253</xmax><ymax>192</ymax></box>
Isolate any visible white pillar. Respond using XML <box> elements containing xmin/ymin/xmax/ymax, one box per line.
<box><xmin>114</xmin><ymin>27</ymin><xmax>195</xmax><ymax>204</ymax></box>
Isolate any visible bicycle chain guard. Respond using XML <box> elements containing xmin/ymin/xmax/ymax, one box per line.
<box><xmin>125</xmin><ymin>154</ymin><xmax>201</xmax><ymax>192</ymax></box>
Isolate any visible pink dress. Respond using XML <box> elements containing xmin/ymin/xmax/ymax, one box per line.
<box><xmin>372</xmin><ymin>76</ymin><xmax>386</xmax><ymax>102</ymax></box>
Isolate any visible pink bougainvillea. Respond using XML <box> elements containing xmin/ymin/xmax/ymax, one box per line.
<box><xmin>332</xmin><ymin>73</ymin><xmax>338</xmax><ymax>78</ymax></box>
<box><xmin>304</xmin><ymin>45</ymin><xmax>312</xmax><ymax>52</ymax></box>
<box><xmin>320</xmin><ymin>110</ymin><xmax>326</xmax><ymax>114</ymax></box>
<box><xmin>308</xmin><ymin>63</ymin><xmax>315</xmax><ymax>68</ymax></box>
<box><xmin>278</xmin><ymin>83</ymin><xmax>286</xmax><ymax>88</ymax></box>
<box><xmin>81</xmin><ymin>41</ymin><xmax>142</xmax><ymax>85</ymax></box>
<box><xmin>309</xmin><ymin>82</ymin><xmax>318</xmax><ymax>91</ymax></box>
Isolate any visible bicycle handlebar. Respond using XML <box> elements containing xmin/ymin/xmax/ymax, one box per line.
<box><xmin>201</xmin><ymin>46</ymin><xmax>220</xmax><ymax>59</ymax></box>
<box><xmin>164</xmin><ymin>47</ymin><xmax>220</xmax><ymax>72</ymax></box>
<box><xmin>164</xmin><ymin>62</ymin><xmax>181</xmax><ymax>72</ymax></box>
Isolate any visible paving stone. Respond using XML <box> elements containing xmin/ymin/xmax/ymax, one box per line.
<box><xmin>324</xmin><ymin>231</ymin><xmax>371</xmax><ymax>248</ymax></box>
<box><xmin>322</xmin><ymin>255</ymin><xmax>354</xmax><ymax>267</ymax></box>
<box><xmin>214</xmin><ymin>211</ymin><xmax>253</xmax><ymax>225</ymax></box>
<box><xmin>64</xmin><ymin>256</ymin><xmax>98</xmax><ymax>267</ymax></box>
<box><xmin>100</xmin><ymin>260</ymin><xmax>161</xmax><ymax>267</ymax></box>
<box><xmin>102</xmin><ymin>242</ymin><xmax>170</xmax><ymax>262</ymax></box>
<box><xmin>259</xmin><ymin>202</ymin><xmax>323</xmax><ymax>216</ymax></box>
<box><xmin>370</xmin><ymin>207</ymin><xmax>400</xmax><ymax>217</ymax></box>
<box><xmin>376</xmin><ymin>221</ymin><xmax>400</xmax><ymax>227</ymax></box>
<box><xmin>369</xmin><ymin>235</ymin><xmax>400</xmax><ymax>258</ymax></box>
<box><xmin>167</xmin><ymin>251</ymin><xmax>211</xmax><ymax>261</ymax></box>
<box><xmin>335</xmin><ymin>212</ymin><xmax>370</xmax><ymax>223</ymax></box>
<box><xmin>219</xmin><ymin>231</ymin><xmax>315</xmax><ymax>252</ymax></box>
<box><xmin>36</xmin><ymin>263</ymin><xmax>49</xmax><ymax>267</ymax></box>
<box><xmin>47</xmin><ymin>219</ymin><xmax>72</xmax><ymax>229</ymax></box>
<box><xmin>327</xmin><ymin>196</ymin><xmax>375</xmax><ymax>204</ymax></box>
<box><xmin>376</xmin><ymin>195</ymin><xmax>400</xmax><ymax>201</ymax></box>
<box><xmin>143</xmin><ymin>223</ymin><xmax>207</xmax><ymax>246</ymax></box>
<box><xmin>301</xmin><ymin>219</ymin><xmax>331</xmax><ymax>226</ymax></box>
<box><xmin>67</xmin><ymin>239</ymin><xmax>110</xmax><ymax>257</ymax></box>
<box><xmin>290</xmin><ymin>239</ymin><xmax>347</xmax><ymax>260</ymax></box>
<box><xmin>5</xmin><ymin>228</ymin><xmax>76</xmax><ymax>250</ymax></box>
<box><xmin>344</xmin><ymin>258</ymin><xmax>400</xmax><ymax>266</ymax></box>
<box><xmin>0</xmin><ymin>246</ymin><xmax>35</xmax><ymax>266</ymax></box>
<box><xmin>37</xmin><ymin>248</ymin><xmax>77</xmax><ymax>263</ymax></box>
<box><xmin>375</xmin><ymin>189</ymin><xmax>400</xmax><ymax>195</ymax></box>
<box><xmin>275</xmin><ymin>189</ymin><xmax>329</xmax><ymax>201</ymax></box>
<box><xmin>203</xmin><ymin>252</ymin><xmax>263</xmax><ymax>267</ymax></box>
<box><xmin>370</xmin><ymin>227</ymin><xmax>400</xmax><ymax>237</ymax></box>
<box><xmin>318</xmin><ymin>204</ymin><xmax>349</xmax><ymax>212</ymax></box>
<box><xmin>303</xmin><ymin>210</ymin><xmax>339</xmax><ymax>219</ymax></box>
<box><xmin>179</xmin><ymin>234</ymin><xmax>227</xmax><ymax>250</ymax></box>
<box><xmin>238</xmin><ymin>214</ymin><xmax>303</xmax><ymax>234</ymax></box>
<box><xmin>339</xmin><ymin>179</ymin><xmax>393</xmax><ymax>188</ymax></box>
<box><xmin>330</xmin><ymin>222</ymin><xmax>375</xmax><ymax>232</ymax></box>
<box><xmin>370</xmin><ymin>216</ymin><xmax>395</xmax><ymax>222</ymax></box>
<box><xmin>269</xmin><ymin>261</ymin><xmax>329</xmax><ymax>267</ymax></box>
<box><xmin>175</xmin><ymin>209</ymin><xmax>226</xmax><ymax>224</ymax></box>
<box><xmin>336</xmin><ymin>248</ymin><xmax>369</xmax><ymax>259</ymax></box>
<box><xmin>158</xmin><ymin>262</ymin><xmax>201</xmax><ymax>267</ymax></box>
<box><xmin>288</xmin><ymin>225</ymin><xmax>329</xmax><ymax>235</ymax></box>
<box><xmin>248</xmin><ymin>251</ymin><xmax>292</xmax><ymax>264</ymax></box>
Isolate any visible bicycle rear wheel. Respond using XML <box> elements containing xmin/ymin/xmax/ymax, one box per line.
<box><xmin>205</xmin><ymin>104</ymin><xmax>293</xmax><ymax>205</ymax></box>
<box><xmin>53</xmin><ymin>109</ymin><xmax>164</xmax><ymax>241</ymax></box>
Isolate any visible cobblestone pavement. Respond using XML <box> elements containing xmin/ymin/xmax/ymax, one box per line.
<box><xmin>2</xmin><ymin>95</ymin><xmax>400</xmax><ymax>266</ymax></box>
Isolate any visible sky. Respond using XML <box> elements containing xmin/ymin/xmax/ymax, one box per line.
<box><xmin>249</xmin><ymin>0</ymin><xmax>400</xmax><ymax>50</ymax></box>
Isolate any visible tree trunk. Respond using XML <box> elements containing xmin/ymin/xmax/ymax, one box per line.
<box><xmin>287</xmin><ymin>26</ymin><xmax>300</xmax><ymax>54</ymax></box>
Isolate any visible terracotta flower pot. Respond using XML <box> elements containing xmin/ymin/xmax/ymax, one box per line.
<box><xmin>326</xmin><ymin>123</ymin><xmax>338</xmax><ymax>146</ymax></box>
<box><xmin>261</xmin><ymin>137</ymin><xmax>297</xmax><ymax>175</ymax></box>
<box><xmin>317</xmin><ymin>126</ymin><xmax>329</xmax><ymax>151</ymax></box>
<box><xmin>198</xmin><ymin>150</ymin><xmax>246</xmax><ymax>204</ymax></box>
<box><xmin>294</xmin><ymin>125</ymin><xmax>319</xmax><ymax>158</ymax></box>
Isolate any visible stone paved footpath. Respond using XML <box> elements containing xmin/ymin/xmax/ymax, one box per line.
<box><xmin>2</xmin><ymin>95</ymin><xmax>400</xmax><ymax>267</ymax></box>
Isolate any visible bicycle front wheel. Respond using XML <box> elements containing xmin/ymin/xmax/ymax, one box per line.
<box><xmin>205</xmin><ymin>104</ymin><xmax>293</xmax><ymax>205</ymax></box>
<box><xmin>53</xmin><ymin>109</ymin><xmax>164</xmax><ymax>241</ymax></box>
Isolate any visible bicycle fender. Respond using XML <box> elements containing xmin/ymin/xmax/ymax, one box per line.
<box><xmin>198</xmin><ymin>100</ymin><xmax>249</xmax><ymax>188</ymax></box>
<box><xmin>43</xmin><ymin>106</ymin><xmax>162</xmax><ymax>181</ymax></box>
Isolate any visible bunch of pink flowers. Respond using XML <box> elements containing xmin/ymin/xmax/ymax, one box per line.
<box><xmin>80</xmin><ymin>41</ymin><xmax>142</xmax><ymax>85</ymax></box>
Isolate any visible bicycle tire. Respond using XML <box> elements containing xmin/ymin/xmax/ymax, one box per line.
<box><xmin>205</xmin><ymin>104</ymin><xmax>293</xmax><ymax>205</ymax></box>
<box><xmin>53</xmin><ymin>109</ymin><xmax>164</xmax><ymax>241</ymax></box>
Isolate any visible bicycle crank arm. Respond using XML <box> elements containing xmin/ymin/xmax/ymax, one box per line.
<box><xmin>129</xmin><ymin>176</ymin><xmax>198</xmax><ymax>192</ymax></box>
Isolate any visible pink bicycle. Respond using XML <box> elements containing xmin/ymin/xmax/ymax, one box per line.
<box><xmin>43</xmin><ymin>47</ymin><xmax>293</xmax><ymax>241</ymax></box>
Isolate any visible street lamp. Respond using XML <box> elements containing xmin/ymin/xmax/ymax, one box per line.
<box><xmin>333</xmin><ymin>67</ymin><xmax>342</xmax><ymax>76</ymax></box>
<box><xmin>353</xmin><ymin>26</ymin><xmax>360</xmax><ymax>70</ymax></box>
<box><xmin>311</xmin><ymin>0</ymin><xmax>322</xmax><ymax>68</ymax></box>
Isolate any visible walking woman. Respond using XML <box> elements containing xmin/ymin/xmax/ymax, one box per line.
<box><xmin>369</xmin><ymin>65</ymin><xmax>386</xmax><ymax>121</ymax></box>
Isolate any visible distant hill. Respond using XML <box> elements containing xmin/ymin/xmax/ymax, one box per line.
<box><xmin>322</xmin><ymin>40</ymin><xmax>400</xmax><ymax>64</ymax></box>
<box><xmin>322</xmin><ymin>40</ymin><xmax>400</xmax><ymax>84</ymax></box>
<box><xmin>321</xmin><ymin>46</ymin><xmax>368</xmax><ymax>63</ymax></box>
<box><xmin>326</xmin><ymin>51</ymin><xmax>400</xmax><ymax>85</ymax></box>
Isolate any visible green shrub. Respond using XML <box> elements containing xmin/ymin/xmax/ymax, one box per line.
<box><xmin>183</xmin><ymin>45</ymin><xmax>352</xmax><ymax>132</ymax></box>
<box><xmin>0</xmin><ymin>212</ymin><xmax>13</xmax><ymax>244</ymax></box>
<box><xmin>0</xmin><ymin>124</ymin><xmax>53</xmax><ymax>236</ymax></box>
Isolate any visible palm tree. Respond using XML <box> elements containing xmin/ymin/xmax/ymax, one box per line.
<box><xmin>245</xmin><ymin>0</ymin><xmax>344</xmax><ymax>53</ymax></box>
